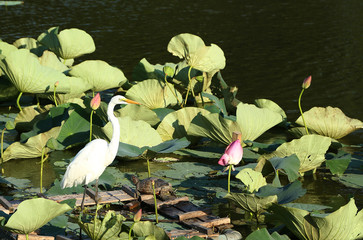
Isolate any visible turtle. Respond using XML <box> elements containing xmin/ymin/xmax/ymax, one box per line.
<box><xmin>131</xmin><ymin>175</ymin><xmax>175</xmax><ymax>200</ymax></box>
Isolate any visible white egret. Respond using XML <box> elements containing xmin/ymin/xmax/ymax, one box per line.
<box><xmin>60</xmin><ymin>95</ymin><xmax>139</xmax><ymax>209</ymax></box>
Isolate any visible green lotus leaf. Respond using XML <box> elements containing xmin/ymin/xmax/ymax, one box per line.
<box><xmin>187</xmin><ymin>112</ymin><xmax>240</xmax><ymax>145</ymax></box>
<box><xmin>260</xmin><ymin>135</ymin><xmax>331</xmax><ymax>174</ymax></box>
<box><xmin>296</xmin><ymin>106</ymin><xmax>363</xmax><ymax>139</ymax></box>
<box><xmin>325</xmin><ymin>151</ymin><xmax>351</xmax><ymax>176</ymax></box>
<box><xmin>132</xmin><ymin>57</ymin><xmax>172</xmax><ymax>81</ymax></box>
<box><xmin>13</xmin><ymin>37</ymin><xmax>38</xmax><ymax>49</ymax></box>
<box><xmin>225</xmin><ymin>192</ymin><xmax>277</xmax><ymax>215</ymax></box>
<box><xmin>256</xmin><ymin>181</ymin><xmax>306</xmax><ymax>204</ymax></box>
<box><xmin>38</xmin><ymin>50</ymin><xmax>68</xmax><ymax>72</ymax></box>
<box><xmin>114</xmin><ymin>104</ymin><xmax>160</xmax><ymax>127</ymax></box>
<box><xmin>0</xmin><ymin>76</ymin><xmax>18</xmax><ymax>101</ymax></box>
<box><xmin>101</xmin><ymin>116</ymin><xmax>162</xmax><ymax>148</ymax></box>
<box><xmin>132</xmin><ymin>221</ymin><xmax>169</xmax><ymax>239</ymax></box>
<box><xmin>69</xmin><ymin>60</ymin><xmax>127</xmax><ymax>92</ymax></box>
<box><xmin>167</xmin><ymin>33</ymin><xmax>226</xmax><ymax>73</ymax></box>
<box><xmin>288</xmin><ymin>126</ymin><xmax>319</xmax><ymax>138</ymax></box>
<box><xmin>236</xmin><ymin>168</ymin><xmax>267</xmax><ymax>193</ymax></box>
<box><xmin>14</xmin><ymin>105</ymin><xmax>52</xmax><ymax>132</ymax></box>
<box><xmin>246</xmin><ymin>228</ymin><xmax>290</xmax><ymax>240</ymax></box>
<box><xmin>2</xmin><ymin>198</ymin><xmax>71</xmax><ymax>234</ymax></box>
<box><xmin>2</xmin><ymin>126</ymin><xmax>60</xmax><ymax>162</ymax></box>
<box><xmin>126</xmin><ymin>79</ymin><xmax>182</xmax><ymax>109</ymax></box>
<box><xmin>0</xmin><ymin>1</ymin><xmax>23</xmax><ymax>6</ymax></box>
<box><xmin>337</xmin><ymin>174</ymin><xmax>363</xmax><ymax>188</ymax></box>
<box><xmin>156</xmin><ymin>107</ymin><xmax>210</xmax><ymax>141</ymax></box>
<box><xmin>38</xmin><ymin>27</ymin><xmax>95</xmax><ymax>59</ymax></box>
<box><xmin>0</xmin><ymin>40</ymin><xmax>17</xmax><ymax>57</ymax></box>
<box><xmin>236</xmin><ymin>103</ymin><xmax>283</xmax><ymax>142</ymax></box>
<box><xmin>0</xmin><ymin>49</ymin><xmax>71</xmax><ymax>94</ymax></box>
<box><xmin>78</xmin><ymin>210</ymin><xmax>125</xmax><ymax>240</ymax></box>
<box><xmin>269</xmin><ymin>155</ymin><xmax>300</xmax><ymax>183</ymax></box>
<box><xmin>269</xmin><ymin>198</ymin><xmax>363</xmax><ymax>240</ymax></box>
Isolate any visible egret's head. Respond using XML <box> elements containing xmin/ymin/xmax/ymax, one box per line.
<box><xmin>111</xmin><ymin>95</ymin><xmax>140</xmax><ymax>105</ymax></box>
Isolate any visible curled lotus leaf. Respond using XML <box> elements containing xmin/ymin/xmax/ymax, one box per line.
<box><xmin>236</xmin><ymin>103</ymin><xmax>283</xmax><ymax>142</ymax></box>
<box><xmin>2</xmin><ymin>126</ymin><xmax>61</xmax><ymax>162</ymax></box>
<box><xmin>126</xmin><ymin>79</ymin><xmax>182</xmax><ymax>109</ymax></box>
<box><xmin>0</xmin><ymin>49</ymin><xmax>71</xmax><ymax>94</ymax></box>
<box><xmin>157</xmin><ymin>107</ymin><xmax>210</xmax><ymax>142</ymax></box>
<box><xmin>37</xmin><ymin>26</ymin><xmax>95</xmax><ymax>59</ymax></box>
<box><xmin>114</xmin><ymin>104</ymin><xmax>160</xmax><ymax>127</ymax></box>
<box><xmin>14</xmin><ymin>104</ymin><xmax>53</xmax><ymax>132</ymax></box>
<box><xmin>260</xmin><ymin>135</ymin><xmax>331</xmax><ymax>174</ymax></box>
<box><xmin>296</xmin><ymin>106</ymin><xmax>363</xmax><ymax>139</ymax></box>
<box><xmin>236</xmin><ymin>168</ymin><xmax>267</xmax><ymax>193</ymax></box>
<box><xmin>269</xmin><ymin>198</ymin><xmax>363</xmax><ymax>240</ymax></box>
<box><xmin>13</xmin><ymin>37</ymin><xmax>38</xmax><ymax>49</ymax></box>
<box><xmin>38</xmin><ymin>50</ymin><xmax>68</xmax><ymax>72</ymax></box>
<box><xmin>225</xmin><ymin>192</ymin><xmax>277</xmax><ymax>215</ymax></box>
<box><xmin>167</xmin><ymin>33</ymin><xmax>226</xmax><ymax>73</ymax></box>
<box><xmin>0</xmin><ymin>40</ymin><xmax>17</xmax><ymax>58</ymax></box>
<box><xmin>69</xmin><ymin>60</ymin><xmax>127</xmax><ymax>92</ymax></box>
<box><xmin>254</xmin><ymin>99</ymin><xmax>287</xmax><ymax>121</ymax></box>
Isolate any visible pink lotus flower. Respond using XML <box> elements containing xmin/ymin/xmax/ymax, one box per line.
<box><xmin>302</xmin><ymin>75</ymin><xmax>312</xmax><ymax>89</ymax></box>
<box><xmin>54</xmin><ymin>81</ymin><xmax>59</xmax><ymax>87</ymax></box>
<box><xmin>133</xmin><ymin>209</ymin><xmax>142</xmax><ymax>222</ymax></box>
<box><xmin>218</xmin><ymin>139</ymin><xmax>243</xmax><ymax>169</ymax></box>
<box><xmin>90</xmin><ymin>93</ymin><xmax>101</xmax><ymax>110</ymax></box>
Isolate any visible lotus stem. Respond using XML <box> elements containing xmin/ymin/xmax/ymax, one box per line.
<box><xmin>16</xmin><ymin>92</ymin><xmax>23</xmax><ymax>112</ymax></box>
<box><xmin>36</xmin><ymin>95</ymin><xmax>40</xmax><ymax>108</ymax></box>
<box><xmin>93</xmin><ymin>203</ymin><xmax>99</xmax><ymax>238</ymax></box>
<box><xmin>40</xmin><ymin>147</ymin><xmax>46</xmax><ymax>194</ymax></box>
<box><xmin>152</xmin><ymin>180</ymin><xmax>159</xmax><ymax>224</ymax></box>
<box><xmin>53</xmin><ymin>87</ymin><xmax>58</xmax><ymax>107</ymax></box>
<box><xmin>1</xmin><ymin>128</ymin><xmax>5</xmax><ymax>175</ymax></box>
<box><xmin>26</xmin><ymin>234</ymin><xmax>29</xmax><ymax>240</ymax></box>
<box><xmin>164</xmin><ymin>75</ymin><xmax>181</xmax><ymax>105</ymax></box>
<box><xmin>128</xmin><ymin>222</ymin><xmax>135</xmax><ymax>240</ymax></box>
<box><xmin>183</xmin><ymin>66</ymin><xmax>193</xmax><ymax>107</ymax></box>
<box><xmin>89</xmin><ymin>110</ymin><xmax>94</xmax><ymax>142</ymax></box>
<box><xmin>147</xmin><ymin>158</ymin><xmax>151</xmax><ymax>178</ymax></box>
<box><xmin>228</xmin><ymin>165</ymin><xmax>232</xmax><ymax>193</ymax></box>
<box><xmin>298</xmin><ymin>89</ymin><xmax>309</xmax><ymax>135</ymax></box>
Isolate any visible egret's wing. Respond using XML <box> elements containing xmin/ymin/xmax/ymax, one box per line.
<box><xmin>61</xmin><ymin>139</ymin><xmax>108</xmax><ymax>188</ymax></box>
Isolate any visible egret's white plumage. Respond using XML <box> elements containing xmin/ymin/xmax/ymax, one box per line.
<box><xmin>61</xmin><ymin>95</ymin><xmax>138</xmax><ymax>190</ymax></box>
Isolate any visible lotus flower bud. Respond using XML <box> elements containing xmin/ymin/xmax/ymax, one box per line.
<box><xmin>54</xmin><ymin>81</ymin><xmax>59</xmax><ymax>87</ymax></box>
<box><xmin>133</xmin><ymin>209</ymin><xmax>142</xmax><ymax>222</ymax></box>
<box><xmin>302</xmin><ymin>75</ymin><xmax>312</xmax><ymax>89</ymax></box>
<box><xmin>218</xmin><ymin>139</ymin><xmax>243</xmax><ymax>167</ymax></box>
<box><xmin>90</xmin><ymin>93</ymin><xmax>101</xmax><ymax>110</ymax></box>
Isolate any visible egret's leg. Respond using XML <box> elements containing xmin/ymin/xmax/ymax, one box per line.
<box><xmin>95</xmin><ymin>178</ymin><xmax>100</xmax><ymax>204</ymax></box>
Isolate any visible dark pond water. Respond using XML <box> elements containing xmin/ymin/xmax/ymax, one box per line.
<box><xmin>1</xmin><ymin>0</ymin><xmax>363</xmax><ymax>227</ymax></box>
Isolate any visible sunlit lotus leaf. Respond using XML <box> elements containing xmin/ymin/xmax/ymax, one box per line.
<box><xmin>38</xmin><ymin>50</ymin><xmax>68</xmax><ymax>72</ymax></box>
<box><xmin>254</xmin><ymin>99</ymin><xmax>287</xmax><ymax>127</ymax></box>
<box><xmin>0</xmin><ymin>1</ymin><xmax>23</xmax><ymax>6</ymax></box>
<box><xmin>126</xmin><ymin>79</ymin><xmax>182</xmax><ymax>109</ymax></box>
<box><xmin>288</xmin><ymin>126</ymin><xmax>319</xmax><ymax>138</ymax></box>
<box><xmin>0</xmin><ymin>49</ymin><xmax>71</xmax><ymax>94</ymax></box>
<box><xmin>296</xmin><ymin>106</ymin><xmax>363</xmax><ymax>139</ymax></box>
<box><xmin>114</xmin><ymin>104</ymin><xmax>160</xmax><ymax>127</ymax></box>
<box><xmin>133</xmin><ymin>221</ymin><xmax>169</xmax><ymax>239</ymax></box>
<box><xmin>78</xmin><ymin>210</ymin><xmax>125</xmax><ymax>240</ymax></box>
<box><xmin>2</xmin><ymin>126</ymin><xmax>60</xmax><ymax>162</ymax></box>
<box><xmin>187</xmin><ymin>112</ymin><xmax>240</xmax><ymax>145</ymax></box>
<box><xmin>37</xmin><ymin>27</ymin><xmax>95</xmax><ymax>59</ymax></box>
<box><xmin>13</xmin><ymin>37</ymin><xmax>37</xmax><ymax>49</ymax></box>
<box><xmin>245</xmin><ymin>228</ymin><xmax>290</xmax><ymax>240</ymax></box>
<box><xmin>157</xmin><ymin>107</ymin><xmax>210</xmax><ymax>141</ymax></box>
<box><xmin>14</xmin><ymin>105</ymin><xmax>52</xmax><ymax>132</ymax></box>
<box><xmin>69</xmin><ymin>60</ymin><xmax>127</xmax><ymax>92</ymax></box>
<box><xmin>2</xmin><ymin>198</ymin><xmax>71</xmax><ymax>234</ymax></box>
<box><xmin>0</xmin><ymin>40</ymin><xmax>17</xmax><ymax>57</ymax></box>
<box><xmin>269</xmin><ymin>198</ymin><xmax>363</xmax><ymax>240</ymax></box>
<box><xmin>236</xmin><ymin>103</ymin><xmax>283</xmax><ymax>142</ymax></box>
<box><xmin>167</xmin><ymin>33</ymin><xmax>226</xmax><ymax>73</ymax></box>
<box><xmin>236</xmin><ymin>168</ymin><xmax>267</xmax><ymax>193</ymax></box>
<box><xmin>225</xmin><ymin>192</ymin><xmax>277</xmax><ymax>215</ymax></box>
<box><xmin>100</xmin><ymin>116</ymin><xmax>162</xmax><ymax>148</ymax></box>
<box><xmin>260</xmin><ymin>135</ymin><xmax>331</xmax><ymax>173</ymax></box>
<box><xmin>132</xmin><ymin>57</ymin><xmax>173</xmax><ymax>81</ymax></box>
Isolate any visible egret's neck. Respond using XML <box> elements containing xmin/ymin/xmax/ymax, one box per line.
<box><xmin>107</xmin><ymin>102</ymin><xmax>120</xmax><ymax>165</ymax></box>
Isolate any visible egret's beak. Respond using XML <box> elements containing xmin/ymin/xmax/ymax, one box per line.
<box><xmin>123</xmin><ymin>98</ymin><xmax>140</xmax><ymax>105</ymax></box>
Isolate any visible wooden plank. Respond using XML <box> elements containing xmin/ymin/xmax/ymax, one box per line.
<box><xmin>178</xmin><ymin>210</ymin><xmax>207</xmax><ymax>221</ymax></box>
<box><xmin>198</xmin><ymin>217</ymin><xmax>231</xmax><ymax>228</ymax></box>
<box><xmin>167</xmin><ymin>229</ymin><xmax>218</xmax><ymax>239</ymax></box>
<box><xmin>157</xmin><ymin>197</ymin><xmax>189</xmax><ymax>208</ymax></box>
<box><xmin>121</xmin><ymin>185</ymin><xmax>137</xmax><ymax>198</ymax></box>
<box><xmin>158</xmin><ymin>205</ymin><xmax>185</xmax><ymax>219</ymax></box>
<box><xmin>17</xmin><ymin>234</ymin><xmax>54</xmax><ymax>240</ymax></box>
<box><xmin>0</xmin><ymin>196</ymin><xmax>13</xmax><ymax>211</ymax></box>
<box><xmin>55</xmin><ymin>236</ymin><xmax>72</xmax><ymax>240</ymax></box>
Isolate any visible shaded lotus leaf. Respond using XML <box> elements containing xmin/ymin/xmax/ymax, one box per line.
<box><xmin>0</xmin><ymin>1</ymin><xmax>23</xmax><ymax>6</ymax></box>
<box><xmin>0</xmin><ymin>49</ymin><xmax>71</xmax><ymax>94</ymax></box>
<box><xmin>0</xmin><ymin>76</ymin><xmax>18</xmax><ymax>101</ymax></box>
<box><xmin>269</xmin><ymin>198</ymin><xmax>363</xmax><ymax>240</ymax></box>
<box><xmin>100</xmin><ymin>116</ymin><xmax>162</xmax><ymax>148</ymax></box>
<box><xmin>325</xmin><ymin>151</ymin><xmax>351</xmax><ymax>176</ymax></box>
<box><xmin>187</xmin><ymin>112</ymin><xmax>240</xmax><ymax>145</ymax></box>
<box><xmin>2</xmin><ymin>198</ymin><xmax>71</xmax><ymax>234</ymax></box>
<box><xmin>296</xmin><ymin>106</ymin><xmax>363</xmax><ymax>139</ymax></box>
<box><xmin>201</xmin><ymin>92</ymin><xmax>228</xmax><ymax>116</ymax></box>
<box><xmin>69</xmin><ymin>60</ymin><xmax>127</xmax><ymax>92</ymax></box>
<box><xmin>115</xmin><ymin>104</ymin><xmax>160</xmax><ymax>127</ymax></box>
<box><xmin>167</xmin><ymin>33</ymin><xmax>226</xmax><ymax>73</ymax></box>
<box><xmin>12</xmin><ymin>37</ymin><xmax>46</xmax><ymax>57</ymax></box>
<box><xmin>288</xmin><ymin>126</ymin><xmax>319</xmax><ymax>138</ymax></box>
<box><xmin>37</xmin><ymin>27</ymin><xmax>95</xmax><ymax>59</ymax></box>
<box><xmin>245</xmin><ymin>228</ymin><xmax>290</xmax><ymax>240</ymax></box>
<box><xmin>126</xmin><ymin>79</ymin><xmax>182</xmax><ymax>109</ymax></box>
<box><xmin>260</xmin><ymin>135</ymin><xmax>331</xmax><ymax>174</ymax></box>
<box><xmin>133</xmin><ymin>221</ymin><xmax>169</xmax><ymax>239</ymax></box>
<box><xmin>38</xmin><ymin>50</ymin><xmax>68</xmax><ymax>72</ymax></box>
<box><xmin>336</xmin><ymin>174</ymin><xmax>363</xmax><ymax>188</ymax></box>
<box><xmin>283</xmin><ymin>203</ymin><xmax>331</xmax><ymax>212</ymax></box>
<box><xmin>269</xmin><ymin>155</ymin><xmax>300</xmax><ymax>183</ymax></box>
<box><xmin>78</xmin><ymin>210</ymin><xmax>125</xmax><ymax>240</ymax></box>
<box><xmin>157</xmin><ymin>107</ymin><xmax>210</xmax><ymax>142</ymax></box>
<box><xmin>225</xmin><ymin>192</ymin><xmax>277</xmax><ymax>215</ymax></box>
<box><xmin>256</xmin><ymin>181</ymin><xmax>306</xmax><ymax>204</ymax></box>
<box><xmin>236</xmin><ymin>103</ymin><xmax>283</xmax><ymax>142</ymax></box>
<box><xmin>14</xmin><ymin>105</ymin><xmax>52</xmax><ymax>132</ymax></box>
<box><xmin>236</xmin><ymin>168</ymin><xmax>267</xmax><ymax>193</ymax></box>
<box><xmin>152</xmin><ymin>108</ymin><xmax>175</xmax><ymax>122</ymax></box>
<box><xmin>2</xmin><ymin>126</ymin><xmax>60</xmax><ymax>162</ymax></box>
<box><xmin>132</xmin><ymin>57</ymin><xmax>173</xmax><ymax>82</ymax></box>
<box><xmin>254</xmin><ymin>99</ymin><xmax>288</xmax><ymax>128</ymax></box>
